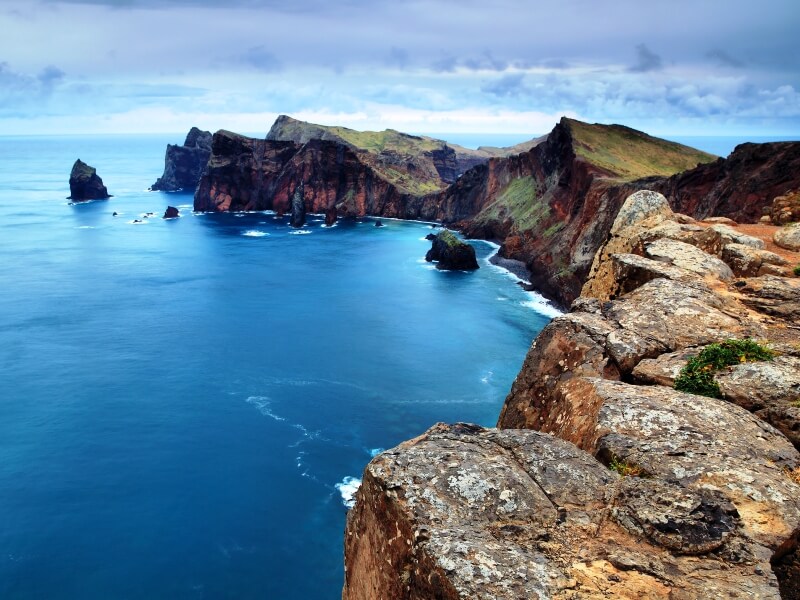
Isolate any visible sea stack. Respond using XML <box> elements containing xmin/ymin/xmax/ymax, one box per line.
<box><xmin>325</xmin><ymin>206</ymin><xmax>337</xmax><ymax>226</ymax></box>
<box><xmin>151</xmin><ymin>127</ymin><xmax>212</xmax><ymax>192</ymax></box>
<box><xmin>68</xmin><ymin>159</ymin><xmax>110</xmax><ymax>201</ymax></box>
<box><xmin>163</xmin><ymin>206</ymin><xmax>180</xmax><ymax>219</ymax></box>
<box><xmin>290</xmin><ymin>183</ymin><xmax>306</xmax><ymax>228</ymax></box>
<box><xmin>425</xmin><ymin>230</ymin><xmax>479</xmax><ymax>270</ymax></box>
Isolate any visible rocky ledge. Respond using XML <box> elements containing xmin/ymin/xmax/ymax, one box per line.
<box><xmin>425</xmin><ymin>230</ymin><xmax>479</xmax><ymax>270</ymax></box>
<box><xmin>68</xmin><ymin>159</ymin><xmax>110</xmax><ymax>201</ymax></box>
<box><xmin>344</xmin><ymin>190</ymin><xmax>800</xmax><ymax>599</ymax></box>
<box><xmin>151</xmin><ymin>127</ymin><xmax>212</xmax><ymax>192</ymax></box>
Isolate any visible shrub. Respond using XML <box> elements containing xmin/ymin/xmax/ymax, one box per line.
<box><xmin>794</xmin><ymin>265</ymin><xmax>800</xmax><ymax>276</ymax></box>
<box><xmin>608</xmin><ymin>455</ymin><xmax>646</xmax><ymax>477</ymax></box>
<box><xmin>674</xmin><ymin>339</ymin><xmax>774</xmax><ymax>398</ymax></box>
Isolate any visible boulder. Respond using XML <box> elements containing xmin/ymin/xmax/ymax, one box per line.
<box><xmin>68</xmin><ymin>159</ymin><xmax>110</xmax><ymax>201</ymax></box>
<box><xmin>343</xmin><ymin>423</ymin><xmax>786</xmax><ymax>600</ymax></box>
<box><xmin>736</xmin><ymin>275</ymin><xmax>800</xmax><ymax>320</ymax></box>
<box><xmin>163</xmin><ymin>206</ymin><xmax>179</xmax><ymax>219</ymax></box>
<box><xmin>150</xmin><ymin>127</ymin><xmax>212</xmax><ymax>192</ymax></box>
<box><xmin>644</xmin><ymin>238</ymin><xmax>734</xmax><ymax>280</ymax></box>
<box><xmin>710</xmin><ymin>224</ymin><xmax>766</xmax><ymax>249</ymax></box>
<box><xmin>774</xmin><ymin>223</ymin><xmax>800</xmax><ymax>251</ymax></box>
<box><xmin>702</xmin><ymin>216</ymin><xmax>738</xmax><ymax>225</ymax></box>
<box><xmin>425</xmin><ymin>230</ymin><xmax>479</xmax><ymax>270</ymax></box>
<box><xmin>721</xmin><ymin>243</ymin><xmax>788</xmax><ymax>277</ymax></box>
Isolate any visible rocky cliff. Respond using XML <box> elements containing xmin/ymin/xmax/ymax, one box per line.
<box><xmin>343</xmin><ymin>191</ymin><xmax>800</xmax><ymax>599</ymax></box>
<box><xmin>68</xmin><ymin>159</ymin><xmax>110</xmax><ymax>201</ymax></box>
<box><xmin>195</xmin><ymin>117</ymin><xmax>800</xmax><ymax>307</ymax></box>
<box><xmin>151</xmin><ymin>127</ymin><xmax>212</xmax><ymax>192</ymax></box>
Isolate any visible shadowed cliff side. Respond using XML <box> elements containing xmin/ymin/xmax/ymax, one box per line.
<box><xmin>151</xmin><ymin>127</ymin><xmax>212</xmax><ymax>192</ymax></box>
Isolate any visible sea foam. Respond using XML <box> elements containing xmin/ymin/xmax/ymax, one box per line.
<box><xmin>242</xmin><ymin>230</ymin><xmax>269</xmax><ymax>237</ymax></box>
<box><xmin>335</xmin><ymin>476</ymin><xmax>362</xmax><ymax>508</ymax></box>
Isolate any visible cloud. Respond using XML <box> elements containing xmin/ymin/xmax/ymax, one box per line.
<box><xmin>238</xmin><ymin>45</ymin><xmax>283</xmax><ymax>72</ymax></box>
<box><xmin>481</xmin><ymin>74</ymin><xmax>527</xmax><ymax>98</ymax></box>
<box><xmin>707</xmin><ymin>49</ymin><xmax>744</xmax><ymax>68</ymax></box>
<box><xmin>629</xmin><ymin>44</ymin><xmax>663</xmax><ymax>72</ymax></box>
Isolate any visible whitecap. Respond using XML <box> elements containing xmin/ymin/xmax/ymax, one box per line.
<box><xmin>288</xmin><ymin>230</ymin><xmax>312</xmax><ymax>235</ymax></box>
<box><xmin>335</xmin><ymin>476</ymin><xmax>362</xmax><ymax>509</ymax></box>
<box><xmin>75</xmin><ymin>225</ymin><xmax>95</xmax><ymax>229</ymax></box>
<box><xmin>481</xmin><ymin>370</ymin><xmax>493</xmax><ymax>384</ymax></box>
<box><xmin>369</xmin><ymin>448</ymin><xmax>384</xmax><ymax>457</ymax></box>
<box><xmin>242</xmin><ymin>230</ymin><xmax>269</xmax><ymax>237</ymax></box>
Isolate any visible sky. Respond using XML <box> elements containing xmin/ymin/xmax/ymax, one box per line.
<box><xmin>1</xmin><ymin>0</ymin><xmax>799</xmax><ymax>137</ymax></box>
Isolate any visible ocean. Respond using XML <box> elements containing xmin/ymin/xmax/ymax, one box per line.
<box><xmin>0</xmin><ymin>134</ymin><xmax>557</xmax><ymax>599</ymax></box>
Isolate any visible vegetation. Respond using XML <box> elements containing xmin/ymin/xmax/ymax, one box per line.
<box><xmin>794</xmin><ymin>265</ymin><xmax>800</xmax><ymax>276</ymax></box>
<box><xmin>674</xmin><ymin>339</ymin><xmax>775</xmax><ymax>398</ymax></box>
<box><xmin>608</xmin><ymin>455</ymin><xmax>646</xmax><ymax>477</ymax></box>
<box><xmin>474</xmin><ymin>176</ymin><xmax>553</xmax><ymax>232</ymax></box>
<box><xmin>564</xmin><ymin>118</ymin><xmax>717</xmax><ymax>182</ymax></box>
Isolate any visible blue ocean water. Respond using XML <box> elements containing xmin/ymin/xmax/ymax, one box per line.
<box><xmin>0</xmin><ymin>135</ymin><xmax>557</xmax><ymax>599</ymax></box>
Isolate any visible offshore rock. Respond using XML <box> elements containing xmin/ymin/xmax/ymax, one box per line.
<box><xmin>774</xmin><ymin>223</ymin><xmax>800</xmax><ymax>251</ymax></box>
<box><xmin>163</xmin><ymin>206</ymin><xmax>179</xmax><ymax>219</ymax></box>
<box><xmin>68</xmin><ymin>159</ymin><xmax>110</xmax><ymax>201</ymax></box>
<box><xmin>343</xmin><ymin>423</ymin><xmax>782</xmax><ymax>600</ymax></box>
<box><xmin>425</xmin><ymin>230</ymin><xmax>479</xmax><ymax>270</ymax></box>
<box><xmin>325</xmin><ymin>205</ymin><xmax>337</xmax><ymax>226</ymax></box>
<box><xmin>150</xmin><ymin>127</ymin><xmax>212</xmax><ymax>192</ymax></box>
<box><xmin>289</xmin><ymin>183</ymin><xmax>305</xmax><ymax>228</ymax></box>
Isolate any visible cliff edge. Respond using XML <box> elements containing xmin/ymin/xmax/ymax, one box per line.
<box><xmin>151</xmin><ymin>127</ymin><xmax>212</xmax><ymax>192</ymax></box>
<box><xmin>343</xmin><ymin>190</ymin><xmax>800</xmax><ymax>599</ymax></box>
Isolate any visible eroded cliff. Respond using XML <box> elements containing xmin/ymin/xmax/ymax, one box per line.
<box><xmin>151</xmin><ymin>127</ymin><xmax>212</xmax><ymax>192</ymax></box>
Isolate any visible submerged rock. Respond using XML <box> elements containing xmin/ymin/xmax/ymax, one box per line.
<box><xmin>425</xmin><ymin>230</ymin><xmax>479</xmax><ymax>270</ymax></box>
<box><xmin>68</xmin><ymin>159</ymin><xmax>110</xmax><ymax>201</ymax></box>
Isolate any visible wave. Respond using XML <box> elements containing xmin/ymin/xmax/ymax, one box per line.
<box><xmin>335</xmin><ymin>476</ymin><xmax>361</xmax><ymax>509</ymax></box>
<box><xmin>288</xmin><ymin>230</ymin><xmax>312</xmax><ymax>235</ymax></box>
<box><xmin>521</xmin><ymin>291</ymin><xmax>562</xmax><ymax>318</ymax></box>
<box><xmin>242</xmin><ymin>230</ymin><xmax>269</xmax><ymax>237</ymax></box>
<box><xmin>75</xmin><ymin>225</ymin><xmax>95</xmax><ymax>229</ymax></box>
<box><xmin>369</xmin><ymin>448</ymin><xmax>384</xmax><ymax>457</ymax></box>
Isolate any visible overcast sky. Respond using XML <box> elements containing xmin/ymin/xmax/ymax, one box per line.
<box><xmin>1</xmin><ymin>0</ymin><xmax>798</xmax><ymax>136</ymax></box>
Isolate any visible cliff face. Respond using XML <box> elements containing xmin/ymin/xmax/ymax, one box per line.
<box><xmin>344</xmin><ymin>191</ymin><xmax>800</xmax><ymax>599</ymax></box>
<box><xmin>652</xmin><ymin>141</ymin><xmax>800</xmax><ymax>222</ymax></box>
<box><xmin>151</xmin><ymin>127</ymin><xmax>212</xmax><ymax>192</ymax></box>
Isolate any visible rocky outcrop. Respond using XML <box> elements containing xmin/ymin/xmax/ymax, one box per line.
<box><xmin>775</xmin><ymin>223</ymin><xmax>800</xmax><ymax>251</ymax></box>
<box><xmin>344</xmin><ymin>422</ymin><xmax>794</xmax><ymax>600</ymax></box>
<box><xmin>68</xmin><ymin>159</ymin><xmax>110</xmax><ymax>201</ymax></box>
<box><xmin>344</xmin><ymin>189</ymin><xmax>800</xmax><ymax>599</ymax></box>
<box><xmin>163</xmin><ymin>206</ymin><xmax>179</xmax><ymax>219</ymax></box>
<box><xmin>150</xmin><ymin>127</ymin><xmax>212</xmax><ymax>192</ymax></box>
<box><xmin>769</xmin><ymin>190</ymin><xmax>800</xmax><ymax>225</ymax></box>
<box><xmin>425</xmin><ymin>230</ymin><xmax>479</xmax><ymax>270</ymax></box>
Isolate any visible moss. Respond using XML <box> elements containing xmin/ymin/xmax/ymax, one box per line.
<box><xmin>564</xmin><ymin>119</ymin><xmax>717</xmax><ymax>182</ymax></box>
<box><xmin>436</xmin><ymin>229</ymin><xmax>462</xmax><ymax>248</ymax></box>
<box><xmin>674</xmin><ymin>339</ymin><xmax>775</xmax><ymax>398</ymax></box>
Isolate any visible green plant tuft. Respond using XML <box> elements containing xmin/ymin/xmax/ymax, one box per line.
<box><xmin>608</xmin><ymin>455</ymin><xmax>646</xmax><ymax>477</ymax></box>
<box><xmin>793</xmin><ymin>265</ymin><xmax>800</xmax><ymax>276</ymax></box>
<box><xmin>674</xmin><ymin>339</ymin><xmax>775</xmax><ymax>398</ymax></box>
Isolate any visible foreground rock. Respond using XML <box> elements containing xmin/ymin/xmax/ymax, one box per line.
<box><xmin>425</xmin><ymin>230</ymin><xmax>479</xmax><ymax>270</ymax></box>
<box><xmin>68</xmin><ymin>159</ymin><xmax>110</xmax><ymax>201</ymax></box>
<box><xmin>343</xmin><ymin>423</ymin><xmax>787</xmax><ymax>600</ymax></box>
<box><xmin>768</xmin><ymin>190</ymin><xmax>800</xmax><ymax>225</ymax></box>
<box><xmin>774</xmin><ymin>223</ymin><xmax>800</xmax><ymax>251</ymax></box>
<box><xmin>150</xmin><ymin>127</ymin><xmax>212</xmax><ymax>192</ymax></box>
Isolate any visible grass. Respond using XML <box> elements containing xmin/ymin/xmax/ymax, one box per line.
<box><xmin>674</xmin><ymin>339</ymin><xmax>775</xmax><ymax>398</ymax></box>
<box><xmin>474</xmin><ymin>176</ymin><xmax>553</xmax><ymax>232</ymax></box>
<box><xmin>436</xmin><ymin>229</ymin><xmax>463</xmax><ymax>248</ymax></box>
<box><xmin>564</xmin><ymin>118</ymin><xmax>717</xmax><ymax>182</ymax></box>
<box><xmin>794</xmin><ymin>265</ymin><xmax>800</xmax><ymax>276</ymax></box>
<box><xmin>608</xmin><ymin>455</ymin><xmax>646</xmax><ymax>477</ymax></box>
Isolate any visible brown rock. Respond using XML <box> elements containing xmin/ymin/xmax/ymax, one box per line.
<box><xmin>774</xmin><ymin>223</ymin><xmax>800</xmax><ymax>251</ymax></box>
<box><xmin>343</xmin><ymin>423</ymin><xmax>783</xmax><ymax>600</ymax></box>
<box><xmin>736</xmin><ymin>275</ymin><xmax>800</xmax><ymax>320</ymax></box>
<box><xmin>643</xmin><ymin>238</ymin><xmax>734</xmax><ymax>280</ymax></box>
<box><xmin>769</xmin><ymin>190</ymin><xmax>800</xmax><ymax>225</ymax></box>
<box><xmin>721</xmin><ymin>243</ymin><xmax>788</xmax><ymax>277</ymax></box>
